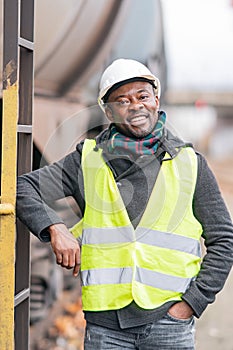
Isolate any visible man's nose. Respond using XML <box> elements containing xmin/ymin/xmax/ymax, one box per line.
<box><xmin>128</xmin><ymin>98</ymin><xmax>143</xmax><ymax>110</ymax></box>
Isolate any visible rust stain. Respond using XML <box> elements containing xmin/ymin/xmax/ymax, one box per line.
<box><xmin>3</xmin><ymin>60</ymin><xmax>17</xmax><ymax>88</ymax></box>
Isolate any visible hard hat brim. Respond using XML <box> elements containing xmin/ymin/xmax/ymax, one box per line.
<box><xmin>101</xmin><ymin>77</ymin><xmax>157</xmax><ymax>103</ymax></box>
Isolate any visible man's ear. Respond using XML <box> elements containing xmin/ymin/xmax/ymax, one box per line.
<box><xmin>155</xmin><ymin>95</ymin><xmax>160</xmax><ymax>109</ymax></box>
<box><xmin>105</xmin><ymin>105</ymin><xmax>114</xmax><ymax>122</ymax></box>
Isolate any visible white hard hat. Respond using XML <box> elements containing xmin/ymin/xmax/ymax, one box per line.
<box><xmin>98</xmin><ymin>58</ymin><xmax>161</xmax><ymax>109</ymax></box>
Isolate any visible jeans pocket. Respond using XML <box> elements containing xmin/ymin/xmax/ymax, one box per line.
<box><xmin>166</xmin><ymin>312</ymin><xmax>194</xmax><ymax>324</ymax></box>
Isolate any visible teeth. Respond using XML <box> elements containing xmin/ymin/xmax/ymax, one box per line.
<box><xmin>131</xmin><ymin>116</ymin><xmax>145</xmax><ymax>121</ymax></box>
<box><xmin>130</xmin><ymin>115</ymin><xmax>147</xmax><ymax>126</ymax></box>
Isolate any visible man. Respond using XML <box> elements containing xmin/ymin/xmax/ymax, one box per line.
<box><xmin>17</xmin><ymin>58</ymin><xmax>233</xmax><ymax>349</ymax></box>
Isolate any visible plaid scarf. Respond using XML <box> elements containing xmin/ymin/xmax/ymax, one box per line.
<box><xmin>107</xmin><ymin>111</ymin><xmax>166</xmax><ymax>156</ymax></box>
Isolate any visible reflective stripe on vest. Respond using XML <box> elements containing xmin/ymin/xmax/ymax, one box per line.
<box><xmin>82</xmin><ymin>227</ymin><xmax>201</xmax><ymax>257</ymax></box>
<box><xmin>78</xmin><ymin>139</ymin><xmax>203</xmax><ymax>311</ymax></box>
<box><xmin>82</xmin><ymin>266</ymin><xmax>193</xmax><ymax>293</ymax></box>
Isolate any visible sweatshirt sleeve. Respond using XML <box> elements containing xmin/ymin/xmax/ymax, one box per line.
<box><xmin>182</xmin><ymin>153</ymin><xmax>233</xmax><ymax>317</ymax></box>
<box><xmin>16</xmin><ymin>146</ymin><xmax>85</xmax><ymax>242</ymax></box>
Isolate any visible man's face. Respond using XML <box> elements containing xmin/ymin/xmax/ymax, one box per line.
<box><xmin>105</xmin><ymin>81</ymin><xmax>159</xmax><ymax>138</ymax></box>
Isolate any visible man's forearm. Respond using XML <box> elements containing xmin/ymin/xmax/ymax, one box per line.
<box><xmin>16</xmin><ymin>150</ymin><xmax>83</xmax><ymax>240</ymax></box>
<box><xmin>17</xmin><ymin>174</ymin><xmax>64</xmax><ymax>240</ymax></box>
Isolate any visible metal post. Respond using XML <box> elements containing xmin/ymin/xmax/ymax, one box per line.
<box><xmin>15</xmin><ymin>0</ymin><xmax>34</xmax><ymax>347</ymax></box>
<box><xmin>0</xmin><ymin>0</ymin><xmax>19</xmax><ymax>348</ymax></box>
<box><xmin>0</xmin><ymin>0</ymin><xmax>35</xmax><ymax>348</ymax></box>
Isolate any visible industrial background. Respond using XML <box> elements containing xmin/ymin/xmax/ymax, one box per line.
<box><xmin>0</xmin><ymin>0</ymin><xmax>233</xmax><ymax>349</ymax></box>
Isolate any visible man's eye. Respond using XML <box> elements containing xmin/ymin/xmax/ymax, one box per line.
<box><xmin>140</xmin><ymin>95</ymin><xmax>149</xmax><ymax>100</ymax></box>
<box><xmin>117</xmin><ymin>100</ymin><xmax>129</xmax><ymax>105</ymax></box>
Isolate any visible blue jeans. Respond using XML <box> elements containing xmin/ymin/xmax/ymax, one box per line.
<box><xmin>84</xmin><ymin>314</ymin><xmax>195</xmax><ymax>349</ymax></box>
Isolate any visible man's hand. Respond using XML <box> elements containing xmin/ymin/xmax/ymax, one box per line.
<box><xmin>168</xmin><ymin>301</ymin><xmax>194</xmax><ymax>320</ymax></box>
<box><xmin>48</xmin><ymin>223</ymin><xmax>81</xmax><ymax>277</ymax></box>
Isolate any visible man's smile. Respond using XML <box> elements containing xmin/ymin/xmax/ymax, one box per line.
<box><xmin>128</xmin><ymin>114</ymin><xmax>148</xmax><ymax>127</ymax></box>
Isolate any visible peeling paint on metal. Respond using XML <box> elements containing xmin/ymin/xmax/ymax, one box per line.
<box><xmin>3</xmin><ymin>60</ymin><xmax>17</xmax><ymax>89</ymax></box>
<box><xmin>0</xmin><ymin>82</ymin><xmax>18</xmax><ymax>350</ymax></box>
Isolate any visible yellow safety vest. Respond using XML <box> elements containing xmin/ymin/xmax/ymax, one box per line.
<box><xmin>71</xmin><ymin>139</ymin><xmax>203</xmax><ymax>311</ymax></box>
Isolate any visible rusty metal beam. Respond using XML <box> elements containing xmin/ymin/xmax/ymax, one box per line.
<box><xmin>0</xmin><ymin>1</ymin><xmax>19</xmax><ymax>349</ymax></box>
<box><xmin>1</xmin><ymin>0</ymin><xmax>35</xmax><ymax>349</ymax></box>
